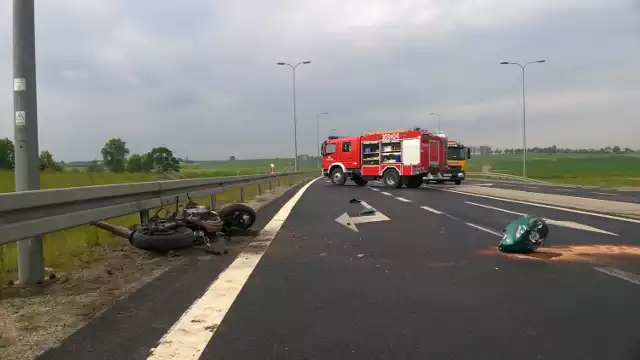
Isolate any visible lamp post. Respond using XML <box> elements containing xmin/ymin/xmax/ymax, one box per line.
<box><xmin>277</xmin><ymin>61</ymin><xmax>311</xmax><ymax>172</ymax></box>
<box><xmin>316</xmin><ymin>112</ymin><xmax>328</xmax><ymax>169</ymax></box>
<box><xmin>500</xmin><ymin>60</ymin><xmax>546</xmax><ymax>178</ymax></box>
<box><xmin>429</xmin><ymin>112</ymin><xmax>442</xmax><ymax>132</ymax></box>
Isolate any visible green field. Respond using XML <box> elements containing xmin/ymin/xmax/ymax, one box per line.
<box><xmin>466</xmin><ymin>153</ymin><xmax>640</xmax><ymax>187</ymax></box>
<box><xmin>0</xmin><ymin>159</ymin><xmax>318</xmax><ymax>278</ymax></box>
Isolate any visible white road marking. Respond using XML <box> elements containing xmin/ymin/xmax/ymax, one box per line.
<box><xmin>395</xmin><ymin>197</ymin><xmax>411</xmax><ymax>203</ymax></box>
<box><xmin>465</xmin><ymin>201</ymin><xmax>619</xmax><ymax>236</ymax></box>
<box><xmin>592</xmin><ymin>192</ymin><xmax>615</xmax><ymax>196</ymax></box>
<box><xmin>525</xmin><ymin>186</ymin><xmax>539</xmax><ymax>189</ymax></box>
<box><xmin>593</xmin><ymin>267</ymin><xmax>640</xmax><ymax>286</ymax></box>
<box><xmin>420</xmin><ymin>206</ymin><xmax>443</xmax><ymax>214</ymax></box>
<box><xmin>380</xmin><ymin>191</ymin><xmax>392</xmax><ymax>196</ymax></box>
<box><xmin>324</xmin><ymin>180</ymin><xmax>331</xmax><ymax>183</ymax></box>
<box><xmin>335</xmin><ymin>201</ymin><xmax>390</xmax><ymax>232</ymax></box>
<box><xmin>475</xmin><ymin>183</ymin><xmax>494</xmax><ymax>187</ymax></box>
<box><xmin>465</xmin><ymin>222</ymin><xmax>502</xmax><ymax>236</ymax></box>
<box><xmin>146</xmin><ymin>177</ymin><xmax>320</xmax><ymax>360</ymax></box>
<box><xmin>367</xmin><ymin>186</ymin><xmax>380</xmax><ymax>192</ymax></box>
<box><xmin>465</xmin><ymin>201</ymin><xmax>524</xmax><ymax>216</ymax></box>
<box><xmin>435</xmin><ymin>187</ymin><xmax>640</xmax><ymax>224</ymax></box>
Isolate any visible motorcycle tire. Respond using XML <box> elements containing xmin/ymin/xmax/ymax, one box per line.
<box><xmin>218</xmin><ymin>203</ymin><xmax>257</xmax><ymax>230</ymax></box>
<box><xmin>130</xmin><ymin>226</ymin><xmax>199</xmax><ymax>252</ymax></box>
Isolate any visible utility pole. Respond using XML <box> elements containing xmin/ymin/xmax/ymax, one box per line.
<box><xmin>13</xmin><ymin>0</ymin><xmax>44</xmax><ymax>284</ymax></box>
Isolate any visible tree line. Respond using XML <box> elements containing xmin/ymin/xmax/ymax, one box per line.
<box><xmin>0</xmin><ymin>137</ymin><xmax>181</xmax><ymax>173</ymax></box>
<box><xmin>475</xmin><ymin>145</ymin><xmax>636</xmax><ymax>156</ymax></box>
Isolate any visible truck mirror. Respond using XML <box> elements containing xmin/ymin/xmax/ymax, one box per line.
<box><xmin>321</xmin><ymin>143</ymin><xmax>326</xmax><ymax>156</ymax></box>
<box><xmin>467</xmin><ymin>148</ymin><xmax>471</xmax><ymax>159</ymax></box>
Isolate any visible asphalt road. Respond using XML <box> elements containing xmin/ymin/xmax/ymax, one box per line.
<box><xmin>39</xmin><ymin>178</ymin><xmax>640</xmax><ymax>360</ymax></box>
<box><xmin>462</xmin><ymin>179</ymin><xmax>640</xmax><ymax>203</ymax></box>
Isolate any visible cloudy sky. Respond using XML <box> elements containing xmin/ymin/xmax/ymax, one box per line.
<box><xmin>0</xmin><ymin>0</ymin><xmax>639</xmax><ymax>161</ymax></box>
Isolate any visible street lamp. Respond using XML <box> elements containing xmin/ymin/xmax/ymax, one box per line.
<box><xmin>316</xmin><ymin>112</ymin><xmax>328</xmax><ymax>169</ymax></box>
<box><xmin>429</xmin><ymin>112</ymin><xmax>442</xmax><ymax>132</ymax></box>
<box><xmin>277</xmin><ymin>60</ymin><xmax>312</xmax><ymax>172</ymax></box>
<box><xmin>500</xmin><ymin>60</ymin><xmax>546</xmax><ymax>178</ymax></box>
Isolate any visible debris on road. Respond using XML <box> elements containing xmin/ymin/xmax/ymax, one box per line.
<box><xmin>359</xmin><ymin>208</ymin><xmax>376</xmax><ymax>216</ymax></box>
<box><xmin>349</xmin><ymin>198</ymin><xmax>361</xmax><ymax>203</ymax></box>
<box><xmin>498</xmin><ymin>215</ymin><xmax>549</xmax><ymax>254</ymax></box>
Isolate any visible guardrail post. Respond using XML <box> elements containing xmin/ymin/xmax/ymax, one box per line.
<box><xmin>269</xmin><ymin>180</ymin><xmax>273</xmax><ymax>191</ymax></box>
<box><xmin>240</xmin><ymin>187</ymin><xmax>245</xmax><ymax>202</ymax></box>
<box><xmin>210</xmin><ymin>194</ymin><xmax>216</xmax><ymax>210</ymax></box>
<box><xmin>140</xmin><ymin>210</ymin><xmax>150</xmax><ymax>226</ymax></box>
<box><xmin>258</xmin><ymin>183</ymin><xmax>262</xmax><ymax>196</ymax></box>
<box><xmin>277</xmin><ymin>178</ymin><xmax>281</xmax><ymax>187</ymax></box>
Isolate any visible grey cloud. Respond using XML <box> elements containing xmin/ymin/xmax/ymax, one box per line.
<box><xmin>1</xmin><ymin>0</ymin><xmax>639</xmax><ymax>161</ymax></box>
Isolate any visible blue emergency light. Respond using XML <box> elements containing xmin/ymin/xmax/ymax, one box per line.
<box><xmin>327</xmin><ymin>136</ymin><xmax>342</xmax><ymax>140</ymax></box>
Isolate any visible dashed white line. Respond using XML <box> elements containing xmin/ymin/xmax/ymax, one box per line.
<box><xmin>420</xmin><ymin>205</ymin><xmax>443</xmax><ymax>214</ymax></box>
<box><xmin>465</xmin><ymin>201</ymin><xmax>525</xmax><ymax>216</ymax></box>
<box><xmin>525</xmin><ymin>186</ymin><xmax>539</xmax><ymax>189</ymax></box>
<box><xmin>380</xmin><ymin>191</ymin><xmax>392</xmax><ymax>196</ymax></box>
<box><xmin>592</xmin><ymin>192</ymin><xmax>615</xmax><ymax>196</ymax></box>
<box><xmin>593</xmin><ymin>267</ymin><xmax>640</xmax><ymax>286</ymax></box>
<box><xmin>465</xmin><ymin>222</ymin><xmax>502</xmax><ymax>237</ymax></box>
<box><xmin>367</xmin><ymin>186</ymin><xmax>380</xmax><ymax>192</ymax></box>
<box><xmin>433</xmin><ymin>187</ymin><xmax>640</xmax><ymax>224</ymax></box>
<box><xmin>147</xmin><ymin>178</ymin><xmax>320</xmax><ymax>359</ymax></box>
<box><xmin>395</xmin><ymin>197</ymin><xmax>411</xmax><ymax>203</ymax></box>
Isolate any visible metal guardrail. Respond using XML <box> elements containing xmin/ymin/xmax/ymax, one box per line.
<box><xmin>0</xmin><ymin>171</ymin><xmax>318</xmax><ymax>247</ymax></box>
<box><xmin>465</xmin><ymin>172</ymin><xmax>548</xmax><ymax>184</ymax></box>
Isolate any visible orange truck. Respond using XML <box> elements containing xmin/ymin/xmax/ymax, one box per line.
<box><xmin>321</xmin><ymin>128</ymin><xmax>448</xmax><ymax>188</ymax></box>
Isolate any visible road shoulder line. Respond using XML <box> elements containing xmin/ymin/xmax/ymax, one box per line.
<box><xmin>146</xmin><ymin>177</ymin><xmax>320</xmax><ymax>359</ymax></box>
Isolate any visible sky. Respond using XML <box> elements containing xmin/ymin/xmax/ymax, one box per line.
<box><xmin>0</xmin><ymin>0</ymin><xmax>639</xmax><ymax>161</ymax></box>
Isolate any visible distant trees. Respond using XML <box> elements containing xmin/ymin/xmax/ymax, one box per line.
<box><xmin>228</xmin><ymin>155</ymin><xmax>236</xmax><ymax>161</ymax></box>
<box><xmin>145</xmin><ymin>147</ymin><xmax>180</xmax><ymax>172</ymax></box>
<box><xmin>489</xmin><ymin>145</ymin><xmax>634</xmax><ymax>155</ymax></box>
<box><xmin>0</xmin><ymin>138</ymin><xmax>15</xmax><ymax>170</ymax></box>
<box><xmin>39</xmin><ymin>150</ymin><xmax>62</xmax><ymax>171</ymax></box>
<box><xmin>101</xmin><ymin>138</ymin><xmax>130</xmax><ymax>173</ymax></box>
<box><xmin>87</xmin><ymin>160</ymin><xmax>105</xmax><ymax>173</ymax></box>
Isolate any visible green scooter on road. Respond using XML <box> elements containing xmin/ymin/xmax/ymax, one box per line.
<box><xmin>499</xmin><ymin>215</ymin><xmax>550</xmax><ymax>253</ymax></box>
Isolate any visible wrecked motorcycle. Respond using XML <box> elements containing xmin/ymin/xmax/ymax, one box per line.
<box><xmin>94</xmin><ymin>194</ymin><xmax>256</xmax><ymax>254</ymax></box>
<box><xmin>498</xmin><ymin>215</ymin><xmax>550</xmax><ymax>253</ymax></box>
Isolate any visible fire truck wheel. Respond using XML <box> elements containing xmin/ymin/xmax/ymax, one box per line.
<box><xmin>330</xmin><ymin>168</ymin><xmax>347</xmax><ymax>186</ymax></box>
<box><xmin>353</xmin><ymin>176</ymin><xmax>368</xmax><ymax>186</ymax></box>
<box><xmin>382</xmin><ymin>169</ymin><xmax>402</xmax><ymax>188</ymax></box>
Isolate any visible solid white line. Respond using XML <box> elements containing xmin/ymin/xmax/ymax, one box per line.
<box><xmin>420</xmin><ymin>205</ymin><xmax>442</xmax><ymax>214</ymax></box>
<box><xmin>380</xmin><ymin>191</ymin><xmax>392</xmax><ymax>196</ymax></box>
<box><xmin>465</xmin><ymin>201</ymin><xmax>525</xmax><ymax>216</ymax></box>
<box><xmin>593</xmin><ymin>267</ymin><xmax>640</xmax><ymax>286</ymax></box>
<box><xmin>465</xmin><ymin>222</ymin><xmax>502</xmax><ymax>237</ymax></box>
<box><xmin>434</xmin><ymin>187</ymin><xmax>640</xmax><ymax>224</ymax></box>
<box><xmin>147</xmin><ymin>177</ymin><xmax>320</xmax><ymax>360</ymax></box>
<box><xmin>592</xmin><ymin>192</ymin><xmax>615</xmax><ymax>196</ymax></box>
<box><xmin>395</xmin><ymin>197</ymin><xmax>411</xmax><ymax>203</ymax></box>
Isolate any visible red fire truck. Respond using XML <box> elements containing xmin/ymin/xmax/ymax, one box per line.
<box><xmin>321</xmin><ymin>128</ymin><xmax>449</xmax><ymax>188</ymax></box>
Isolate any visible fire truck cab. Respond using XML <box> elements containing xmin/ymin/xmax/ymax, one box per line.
<box><xmin>321</xmin><ymin>128</ymin><xmax>448</xmax><ymax>188</ymax></box>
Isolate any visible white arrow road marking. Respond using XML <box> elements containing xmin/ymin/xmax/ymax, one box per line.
<box><xmin>335</xmin><ymin>201</ymin><xmax>390</xmax><ymax>232</ymax></box>
<box><xmin>465</xmin><ymin>201</ymin><xmax>619</xmax><ymax>236</ymax></box>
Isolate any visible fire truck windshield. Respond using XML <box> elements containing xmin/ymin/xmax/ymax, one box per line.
<box><xmin>448</xmin><ymin>147</ymin><xmax>464</xmax><ymax>160</ymax></box>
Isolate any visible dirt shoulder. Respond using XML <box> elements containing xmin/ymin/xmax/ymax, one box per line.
<box><xmin>0</xmin><ymin>181</ymin><xmax>305</xmax><ymax>360</ymax></box>
<box><xmin>454</xmin><ymin>185</ymin><xmax>640</xmax><ymax>219</ymax></box>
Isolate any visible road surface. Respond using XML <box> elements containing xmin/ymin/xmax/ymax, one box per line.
<box><xmin>463</xmin><ymin>178</ymin><xmax>640</xmax><ymax>203</ymax></box>
<box><xmin>39</xmin><ymin>178</ymin><xmax>640</xmax><ymax>360</ymax></box>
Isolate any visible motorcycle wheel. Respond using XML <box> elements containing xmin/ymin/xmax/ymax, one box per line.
<box><xmin>130</xmin><ymin>226</ymin><xmax>199</xmax><ymax>252</ymax></box>
<box><xmin>218</xmin><ymin>203</ymin><xmax>257</xmax><ymax>230</ymax></box>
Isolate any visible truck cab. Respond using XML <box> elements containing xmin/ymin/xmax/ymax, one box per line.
<box><xmin>321</xmin><ymin>136</ymin><xmax>364</xmax><ymax>185</ymax></box>
<box><xmin>440</xmin><ymin>141</ymin><xmax>471</xmax><ymax>185</ymax></box>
